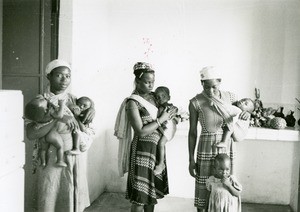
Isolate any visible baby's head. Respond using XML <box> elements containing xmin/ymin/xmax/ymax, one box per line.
<box><xmin>213</xmin><ymin>153</ymin><xmax>231</xmax><ymax>179</ymax></box>
<box><xmin>70</xmin><ymin>96</ymin><xmax>92</xmax><ymax>117</ymax></box>
<box><xmin>155</xmin><ymin>86</ymin><xmax>170</xmax><ymax>106</ymax></box>
<box><xmin>77</xmin><ymin>97</ymin><xmax>92</xmax><ymax>111</ymax></box>
<box><xmin>24</xmin><ymin>96</ymin><xmax>52</xmax><ymax>122</ymax></box>
<box><xmin>236</xmin><ymin>98</ymin><xmax>255</xmax><ymax>113</ymax></box>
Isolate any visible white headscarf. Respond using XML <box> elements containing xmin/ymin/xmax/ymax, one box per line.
<box><xmin>45</xmin><ymin>59</ymin><xmax>71</xmax><ymax>75</ymax></box>
<box><xmin>199</xmin><ymin>66</ymin><xmax>221</xmax><ymax>80</ymax></box>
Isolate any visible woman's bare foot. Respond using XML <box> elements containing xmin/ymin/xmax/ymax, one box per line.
<box><xmin>56</xmin><ymin>161</ymin><xmax>67</xmax><ymax>167</ymax></box>
<box><xmin>69</xmin><ymin>149</ymin><xmax>81</xmax><ymax>155</ymax></box>
<box><xmin>154</xmin><ymin>164</ymin><xmax>165</xmax><ymax>175</ymax></box>
<box><xmin>215</xmin><ymin>142</ymin><xmax>227</xmax><ymax>148</ymax></box>
<box><xmin>41</xmin><ymin>162</ymin><xmax>46</xmax><ymax>168</ymax></box>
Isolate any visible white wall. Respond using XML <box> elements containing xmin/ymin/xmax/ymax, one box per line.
<box><xmin>0</xmin><ymin>0</ymin><xmax>3</xmax><ymax>88</ymax></box>
<box><xmin>68</xmin><ymin>0</ymin><xmax>300</xmax><ymax>120</ymax></box>
<box><xmin>235</xmin><ymin>139</ymin><xmax>300</xmax><ymax>209</ymax></box>
<box><xmin>59</xmin><ymin>0</ymin><xmax>300</xmax><ymax>206</ymax></box>
<box><xmin>59</xmin><ymin>0</ymin><xmax>109</xmax><ymax>202</ymax></box>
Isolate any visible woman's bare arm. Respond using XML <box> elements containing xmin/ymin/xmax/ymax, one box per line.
<box><xmin>188</xmin><ymin>102</ymin><xmax>198</xmax><ymax>178</ymax></box>
<box><xmin>127</xmin><ymin>100</ymin><xmax>174</xmax><ymax>137</ymax></box>
<box><xmin>26</xmin><ymin>114</ymin><xmax>79</xmax><ymax>140</ymax></box>
<box><xmin>26</xmin><ymin>120</ymin><xmax>58</xmax><ymax>140</ymax></box>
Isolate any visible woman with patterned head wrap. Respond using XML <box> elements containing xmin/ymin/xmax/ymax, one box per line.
<box><xmin>115</xmin><ymin>62</ymin><xmax>177</xmax><ymax>212</ymax></box>
<box><xmin>26</xmin><ymin>59</ymin><xmax>95</xmax><ymax>212</ymax></box>
<box><xmin>188</xmin><ymin>66</ymin><xmax>249</xmax><ymax>212</ymax></box>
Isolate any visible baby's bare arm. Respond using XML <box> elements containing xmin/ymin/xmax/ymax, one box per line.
<box><xmin>50</xmin><ymin>99</ymin><xmax>66</xmax><ymax>119</ymax></box>
<box><xmin>222</xmin><ymin>178</ymin><xmax>241</xmax><ymax>197</ymax></box>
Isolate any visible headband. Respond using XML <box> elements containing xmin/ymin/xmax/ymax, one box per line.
<box><xmin>133</xmin><ymin>62</ymin><xmax>154</xmax><ymax>78</ymax></box>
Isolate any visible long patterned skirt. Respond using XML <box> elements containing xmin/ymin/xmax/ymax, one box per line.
<box><xmin>126</xmin><ymin>130</ymin><xmax>169</xmax><ymax>205</ymax></box>
<box><xmin>194</xmin><ymin>132</ymin><xmax>236</xmax><ymax>209</ymax></box>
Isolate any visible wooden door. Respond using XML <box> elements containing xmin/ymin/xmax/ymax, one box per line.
<box><xmin>2</xmin><ymin>0</ymin><xmax>59</xmax><ymax>210</ymax></box>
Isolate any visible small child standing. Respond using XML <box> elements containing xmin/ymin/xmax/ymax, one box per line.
<box><xmin>154</xmin><ymin>86</ymin><xmax>179</xmax><ymax>175</ymax></box>
<box><xmin>206</xmin><ymin>153</ymin><xmax>242</xmax><ymax>212</ymax></box>
<box><xmin>216</xmin><ymin>98</ymin><xmax>255</xmax><ymax>149</ymax></box>
<box><xmin>68</xmin><ymin>96</ymin><xmax>93</xmax><ymax>154</ymax></box>
<box><xmin>25</xmin><ymin>96</ymin><xmax>67</xmax><ymax>167</ymax></box>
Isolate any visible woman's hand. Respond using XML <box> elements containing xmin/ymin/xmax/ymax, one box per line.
<box><xmin>82</xmin><ymin>107</ymin><xmax>95</xmax><ymax>124</ymax></box>
<box><xmin>60</xmin><ymin>115</ymin><xmax>79</xmax><ymax>131</ymax></box>
<box><xmin>189</xmin><ymin>160</ymin><xmax>197</xmax><ymax>178</ymax></box>
<box><xmin>159</xmin><ymin>106</ymin><xmax>177</xmax><ymax>123</ymax></box>
<box><xmin>58</xmin><ymin>99</ymin><xmax>66</xmax><ymax>107</ymax></box>
<box><xmin>239</xmin><ymin>111</ymin><xmax>251</xmax><ymax>120</ymax></box>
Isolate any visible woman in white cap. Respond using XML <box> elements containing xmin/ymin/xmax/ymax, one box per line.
<box><xmin>26</xmin><ymin>59</ymin><xmax>95</xmax><ymax>212</ymax></box>
<box><xmin>115</xmin><ymin>62</ymin><xmax>176</xmax><ymax>212</ymax></box>
<box><xmin>188</xmin><ymin>66</ymin><xmax>249</xmax><ymax>212</ymax></box>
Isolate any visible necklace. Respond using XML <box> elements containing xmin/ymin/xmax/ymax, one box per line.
<box><xmin>135</xmin><ymin>90</ymin><xmax>155</xmax><ymax>103</ymax></box>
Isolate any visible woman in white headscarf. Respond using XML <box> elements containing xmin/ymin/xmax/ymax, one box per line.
<box><xmin>26</xmin><ymin>59</ymin><xmax>95</xmax><ymax>212</ymax></box>
<box><xmin>188</xmin><ymin>66</ymin><xmax>249</xmax><ymax>212</ymax></box>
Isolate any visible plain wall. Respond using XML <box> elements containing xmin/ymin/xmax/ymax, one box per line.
<box><xmin>58</xmin><ymin>0</ymin><xmax>300</xmax><ymax>207</ymax></box>
<box><xmin>0</xmin><ymin>0</ymin><xmax>3</xmax><ymax>88</ymax></box>
<box><xmin>235</xmin><ymin>139</ymin><xmax>300</xmax><ymax>211</ymax></box>
<box><xmin>59</xmin><ymin>0</ymin><xmax>109</xmax><ymax>202</ymax></box>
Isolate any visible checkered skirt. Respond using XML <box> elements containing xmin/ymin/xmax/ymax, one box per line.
<box><xmin>126</xmin><ymin>102</ymin><xmax>169</xmax><ymax>205</ymax></box>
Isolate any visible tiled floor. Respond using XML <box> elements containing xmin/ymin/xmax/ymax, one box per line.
<box><xmin>84</xmin><ymin>192</ymin><xmax>292</xmax><ymax>212</ymax></box>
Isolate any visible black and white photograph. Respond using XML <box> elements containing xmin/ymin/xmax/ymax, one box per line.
<box><xmin>0</xmin><ymin>0</ymin><xmax>300</xmax><ymax>211</ymax></box>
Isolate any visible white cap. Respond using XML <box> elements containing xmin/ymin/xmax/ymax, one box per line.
<box><xmin>199</xmin><ymin>66</ymin><xmax>221</xmax><ymax>80</ymax></box>
<box><xmin>45</xmin><ymin>59</ymin><xmax>71</xmax><ymax>75</ymax></box>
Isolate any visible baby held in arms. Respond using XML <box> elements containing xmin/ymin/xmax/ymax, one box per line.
<box><xmin>68</xmin><ymin>96</ymin><xmax>93</xmax><ymax>154</ymax></box>
<box><xmin>216</xmin><ymin>98</ymin><xmax>255</xmax><ymax>149</ymax></box>
<box><xmin>154</xmin><ymin>86</ymin><xmax>179</xmax><ymax>175</ymax></box>
<box><xmin>25</xmin><ymin>96</ymin><xmax>68</xmax><ymax>167</ymax></box>
<box><xmin>25</xmin><ymin>96</ymin><xmax>93</xmax><ymax>167</ymax></box>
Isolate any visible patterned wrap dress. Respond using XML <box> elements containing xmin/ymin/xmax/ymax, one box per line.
<box><xmin>190</xmin><ymin>91</ymin><xmax>237</xmax><ymax>209</ymax></box>
<box><xmin>125</xmin><ymin>98</ymin><xmax>169</xmax><ymax>205</ymax></box>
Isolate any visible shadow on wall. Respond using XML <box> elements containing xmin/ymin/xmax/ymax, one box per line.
<box><xmin>87</xmin><ymin>132</ymin><xmax>108</xmax><ymax>202</ymax></box>
<box><xmin>104</xmin><ymin>129</ymin><xmax>127</xmax><ymax>193</ymax></box>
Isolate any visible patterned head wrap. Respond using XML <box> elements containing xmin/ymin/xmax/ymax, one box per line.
<box><xmin>133</xmin><ymin>62</ymin><xmax>154</xmax><ymax>78</ymax></box>
<box><xmin>45</xmin><ymin>59</ymin><xmax>71</xmax><ymax>75</ymax></box>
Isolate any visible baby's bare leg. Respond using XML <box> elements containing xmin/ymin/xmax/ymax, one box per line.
<box><xmin>154</xmin><ymin>136</ymin><xmax>168</xmax><ymax>175</ymax></box>
<box><xmin>69</xmin><ymin>130</ymin><xmax>81</xmax><ymax>155</ymax></box>
<box><xmin>39</xmin><ymin>137</ymin><xmax>49</xmax><ymax>167</ymax></box>
<box><xmin>215</xmin><ymin>126</ymin><xmax>232</xmax><ymax>149</ymax></box>
<box><xmin>45</xmin><ymin>127</ymin><xmax>67</xmax><ymax>167</ymax></box>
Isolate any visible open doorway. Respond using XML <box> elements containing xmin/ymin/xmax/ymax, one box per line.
<box><xmin>1</xmin><ymin>0</ymin><xmax>59</xmax><ymax>210</ymax></box>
